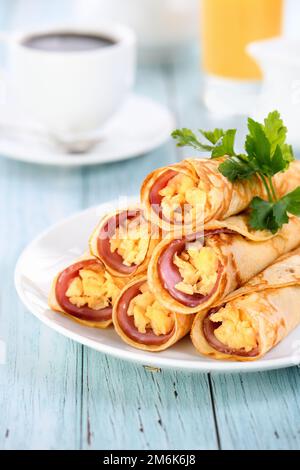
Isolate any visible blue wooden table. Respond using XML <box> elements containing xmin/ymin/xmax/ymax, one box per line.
<box><xmin>1</xmin><ymin>0</ymin><xmax>300</xmax><ymax>451</ymax></box>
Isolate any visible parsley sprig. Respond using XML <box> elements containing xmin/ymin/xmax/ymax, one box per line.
<box><xmin>171</xmin><ymin>111</ymin><xmax>300</xmax><ymax>233</ymax></box>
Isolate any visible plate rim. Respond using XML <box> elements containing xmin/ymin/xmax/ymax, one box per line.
<box><xmin>14</xmin><ymin>202</ymin><xmax>300</xmax><ymax>373</ymax></box>
<box><xmin>0</xmin><ymin>94</ymin><xmax>175</xmax><ymax>167</ymax></box>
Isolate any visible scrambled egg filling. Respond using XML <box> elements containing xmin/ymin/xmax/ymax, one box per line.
<box><xmin>174</xmin><ymin>247</ymin><xmax>218</xmax><ymax>296</ymax></box>
<box><xmin>128</xmin><ymin>282</ymin><xmax>174</xmax><ymax>336</ymax></box>
<box><xmin>109</xmin><ymin>218</ymin><xmax>150</xmax><ymax>266</ymax></box>
<box><xmin>65</xmin><ymin>267</ymin><xmax>120</xmax><ymax>310</ymax></box>
<box><xmin>159</xmin><ymin>174</ymin><xmax>206</xmax><ymax>223</ymax></box>
<box><xmin>210</xmin><ymin>305</ymin><xmax>257</xmax><ymax>352</ymax></box>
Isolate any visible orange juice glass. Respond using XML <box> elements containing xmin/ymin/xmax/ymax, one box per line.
<box><xmin>201</xmin><ymin>0</ymin><xmax>283</xmax><ymax>114</ymax></box>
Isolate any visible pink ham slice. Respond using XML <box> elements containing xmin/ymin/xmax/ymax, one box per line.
<box><xmin>202</xmin><ymin>307</ymin><xmax>259</xmax><ymax>357</ymax></box>
<box><xmin>56</xmin><ymin>259</ymin><xmax>112</xmax><ymax>322</ymax></box>
<box><xmin>116</xmin><ymin>281</ymin><xmax>175</xmax><ymax>345</ymax></box>
<box><xmin>148</xmin><ymin>169</ymin><xmax>179</xmax><ymax>220</ymax></box>
<box><xmin>157</xmin><ymin>229</ymin><xmax>235</xmax><ymax>308</ymax></box>
<box><xmin>97</xmin><ymin>209</ymin><xmax>143</xmax><ymax>275</ymax></box>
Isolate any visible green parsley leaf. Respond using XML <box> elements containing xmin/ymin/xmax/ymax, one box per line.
<box><xmin>281</xmin><ymin>187</ymin><xmax>300</xmax><ymax>215</ymax></box>
<box><xmin>171</xmin><ymin>128</ymin><xmax>213</xmax><ymax>151</ymax></box>
<box><xmin>211</xmin><ymin>129</ymin><xmax>237</xmax><ymax>158</ymax></box>
<box><xmin>249</xmin><ymin>183</ymin><xmax>300</xmax><ymax>233</ymax></box>
<box><xmin>218</xmin><ymin>156</ymin><xmax>256</xmax><ymax>182</ymax></box>
<box><xmin>263</xmin><ymin>111</ymin><xmax>286</xmax><ymax>154</ymax></box>
<box><xmin>249</xmin><ymin>197</ymin><xmax>288</xmax><ymax>234</ymax></box>
<box><xmin>245</xmin><ymin>118</ymin><xmax>272</xmax><ymax>173</ymax></box>
<box><xmin>171</xmin><ymin>127</ymin><xmax>237</xmax><ymax>155</ymax></box>
<box><xmin>199</xmin><ymin>128</ymin><xmax>224</xmax><ymax>145</ymax></box>
<box><xmin>272</xmin><ymin>200</ymin><xmax>289</xmax><ymax>227</ymax></box>
<box><xmin>171</xmin><ymin>110</ymin><xmax>297</xmax><ymax>234</ymax></box>
<box><xmin>245</xmin><ymin>116</ymin><xmax>290</xmax><ymax>176</ymax></box>
<box><xmin>263</xmin><ymin>110</ymin><xmax>294</xmax><ymax>165</ymax></box>
<box><xmin>269</xmin><ymin>144</ymin><xmax>286</xmax><ymax>175</ymax></box>
<box><xmin>281</xmin><ymin>143</ymin><xmax>295</xmax><ymax>165</ymax></box>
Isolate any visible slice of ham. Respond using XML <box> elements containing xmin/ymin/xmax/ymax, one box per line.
<box><xmin>148</xmin><ymin>169</ymin><xmax>178</xmax><ymax>220</ymax></box>
<box><xmin>116</xmin><ymin>281</ymin><xmax>175</xmax><ymax>345</ymax></box>
<box><xmin>202</xmin><ymin>307</ymin><xmax>259</xmax><ymax>357</ymax></box>
<box><xmin>55</xmin><ymin>259</ymin><xmax>112</xmax><ymax>322</ymax></box>
<box><xmin>157</xmin><ymin>229</ymin><xmax>235</xmax><ymax>308</ymax></box>
<box><xmin>97</xmin><ymin>209</ymin><xmax>142</xmax><ymax>275</ymax></box>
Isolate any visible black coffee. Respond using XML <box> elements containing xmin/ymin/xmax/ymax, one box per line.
<box><xmin>22</xmin><ymin>32</ymin><xmax>116</xmax><ymax>52</ymax></box>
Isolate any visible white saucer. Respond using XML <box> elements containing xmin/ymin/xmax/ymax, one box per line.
<box><xmin>15</xmin><ymin>199</ymin><xmax>300</xmax><ymax>373</ymax></box>
<box><xmin>0</xmin><ymin>94</ymin><xmax>175</xmax><ymax>166</ymax></box>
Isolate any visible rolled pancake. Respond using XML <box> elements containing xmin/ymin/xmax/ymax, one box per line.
<box><xmin>141</xmin><ymin>158</ymin><xmax>300</xmax><ymax>232</ymax></box>
<box><xmin>89</xmin><ymin>207</ymin><xmax>161</xmax><ymax>277</ymax></box>
<box><xmin>191</xmin><ymin>248</ymin><xmax>300</xmax><ymax>361</ymax></box>
<box><xmin>148</xmin><ymin>214</ymin><xmax>300</xmax><ymax>314</ymax></box>
<box><xmin>113</xmin><ymin>276</ymin><xmax>194</xmax><ymax>351</ymax></box>
<box><xmin>49</xmin><ymin>254</ymin><xmax>128</xmax><ymax>329</ymax></box>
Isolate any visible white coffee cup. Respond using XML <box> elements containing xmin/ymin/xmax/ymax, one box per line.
<box><xmin>0</xmin><ymin>24</ymin><xmax>136</xmax><ymax>143</ymax></box>
<box><xmin>74</xmin><ymin>0</ymin><xmax>199</xmax><ymax>63</ymax></box>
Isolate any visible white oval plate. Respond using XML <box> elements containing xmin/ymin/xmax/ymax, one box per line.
<box><xmin>0</xmin><ymin>94</ymin><xmax>174</xmax><ymax>167</ymax></box>
<box><xmin>15</xmin><ymin>200</ymin><xmax>300</xmax><ymax>373</ymax></box>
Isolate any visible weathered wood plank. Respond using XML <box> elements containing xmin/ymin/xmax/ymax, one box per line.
<box><xmin>211</xmin><ymin>368</ymin><xmax>300</xmax><ymax>450</ymax></box>
<box><xmin>0</xmin><ymin>162</ymin><xmax>85</xmax><ymax>449</ymax></box>
<box><xmin>81</xmin><ymin>353</ymin><xmax>218</xmax><ymax>450</ymax></box>
<box><xmin>0</xmin><ymin>0</ymin><xmax>87</xmax><ymax>450</ymax></box>
<box><xmin>0</xmin><ymin>4</ymin><xmax>85</xmax><ymax>450</ymax></box>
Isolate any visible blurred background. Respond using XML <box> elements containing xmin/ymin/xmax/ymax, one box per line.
<box><xmin>1</xmin><ymin>0</ymin><xmax>300</xmax><ymax>150</ymax></box>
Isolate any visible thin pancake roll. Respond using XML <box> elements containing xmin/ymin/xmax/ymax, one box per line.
<box><xmin>191</xmin><ymin>248</ymin><xmax>300</xmax><ymax>361</ymax></box>
<box><xmin>148</xmin><ymin>214</ymin><xmax>300</xmax><ymax>314</ymax></box>
<box><xmin>89</xmin><ymin>207</ymin><xmax>160</xmax><ymax>277</ymax></box>
<box><xmin>113</xmin><ymin>276</ymin><xmax>194</xmax><ymax>351</ymax></box>
<box><xmin>141</xmin><ymin>158</ymin><xmax>300</xmax><ymax>232</ymax></box>
<box><xmin>49</xmin><ymin>255</ymin><xmax>127</xmax><ymax>328</ymax></box>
